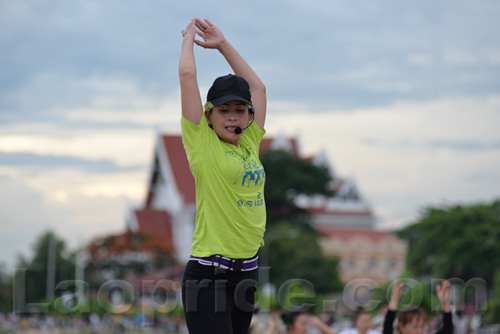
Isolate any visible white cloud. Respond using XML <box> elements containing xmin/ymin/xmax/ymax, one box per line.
<box><xmin>63</xmin><ymin>94</ymin><xmax>182</xmax><ymax>128</ymax></box>
<box><xmin>23</xmin><ymin>168</ymin><xmax>147</xmax><ymax>201</ymax></box>
<box><xmin>339</xmin><ymin>64</ymin><xmax>382</xmax><ymax>81</ymax></box>
<box><xmin>266</xmin><ymin>95</ymin><xmax>500</xmax><ymax>228</ymax></box>
<box><xmin>486</xmin><ymin>49</ymin><xmax>500</xmax><ymax>65</ymax></box>
<box><xmin>442</xmin><ymin>49</ymin><xmax>479</xmax><ymax>66</ymax></box>
<box><xmin>407</xmin><ymin>53</ymin><xmax>434</xmax><ymax>66</ymax></box>
<box><xmin>0</xmin><ymin>130</ymin><xmax>156</xmax><ymax>166</ymax></box>
<box><xmin>0</xmin><ymin>168</ymin><xmax>145</xmax><ymax>267</ymax></box>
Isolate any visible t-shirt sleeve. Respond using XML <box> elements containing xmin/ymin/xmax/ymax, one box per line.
<box><xmin>242</xmin><ymin>119</ymin><xmax>266</xmax><ymax>153</ymax></box>
<box><xmin>181</xmin><ymin>115</ymin><xmax>203</xmax><ymax>159</ymax></box>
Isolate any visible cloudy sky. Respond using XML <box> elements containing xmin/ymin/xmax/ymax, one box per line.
<box><xmin>1</xmin><ymin>0</ymin><xmax>499</xmax><ymax>267</ymax></box>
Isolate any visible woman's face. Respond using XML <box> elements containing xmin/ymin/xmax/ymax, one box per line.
<box><xmin>205</xmin><ymin>100</ymin><xmax>252</xmax><ymax>146</ymax></box>
<box><xmin>355</xmin><ymin>313</ymin><xmax>372</xmax><ymax>334</ymax></box>
<box><xmin>288</xmin><ymin>313</ymin><xmax>309</xmax><ymax>334</ymax></box>
<box><xmin>398</xmin><ymin>316</ymin><xmax>425</xmax><ymax>334</ymax></box>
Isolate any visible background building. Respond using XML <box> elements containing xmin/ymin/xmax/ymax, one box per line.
<box><xmin>127</xmin><ymin>132</ymin><xmax>407</xmax><ymax>283</ymax></box>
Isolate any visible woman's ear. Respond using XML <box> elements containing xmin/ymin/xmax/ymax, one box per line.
<box><xmin>204</xmin><ymin>110</ymin><xmax>212</xmax><ymax>125</ymax></box>
<box><xmin>247</xmin><ymin>111</ymin><xmax>255</xmax><ymax>125</ymax></box>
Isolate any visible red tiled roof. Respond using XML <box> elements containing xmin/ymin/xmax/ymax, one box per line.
<box><xmin>259</xmin><ymin>136</ymin><xmax>299</xmax><ymax>155</ymax></box>
<box><xmin>162</xmin><ymin>135</ymin><xmax>196</xmax><ymax>205</ymax></box>
<box><xmin>135</xmin><ymin>209</ymin><xmax>175</xmax><ymax>251</ymax></box>
<box><xmin>317</xmin><ymin>226</ymin><xmax>391</xmax><ymax>242</ymax></box>
<box><xmin>259</xmin><ymin>137</ymin><xmax>274</xmax><ymax>153</ymax></box>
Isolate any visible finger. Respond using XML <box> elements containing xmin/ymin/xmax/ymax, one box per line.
<box><xmin>204</xmin><ymin>18</ymin><xmax>214</xmax><ymax>27</ymax></box>
<box><xmin>185</xmin><ymin>20</ymin><xmax>195</xmax><ymax>32</ymax></box>
<box><xmin>195</xmin><ymin>27</ymin><xmax>204</xmax><ymax>37</ymax></box>
<box><xmin>195</xmin><ymin>18</ymin><xmax>208</xmax><ymax>30</ymax></box>
<box><xmin>194</xmin><ymin>39</ymin><xmax>207</xmax><ymax>48</ymax></box>
<box><xmin>195</xmin><ymin>22</ymin><xmax>205</xmax><ymax>32</ymax></box>
<box><xmin>396</xmin><ymin>283</ymin><xmax>404</xmax><ymax>295</ymax></box>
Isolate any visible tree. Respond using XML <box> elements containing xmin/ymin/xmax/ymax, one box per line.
<box><xmin>396</xmin><ymin>200</ymin><xmax>500</xmax><ymax>284</ymax></box>
<box><xmin>261</xmin><ymin>149</ymin><xmax>333</xmax><ymax>223</ymax></box>
<box><xmin>259</xmin><ymin>149</ymin><xmax>343</xmax><ymax>296</ymax></box>
<box><xmin>265</xmin><ymin>221</ymin><xmax>343</xmax><ymax>295</ymax></box>
<box><xmin>483</xmin><ymin>270</ymin><xmax>500</xmax><ymax>324</ymax></box>
<box><xmin>0</xmin><ymin>262</ymin><xmax>13</xmax><ymax>313</ymax></box>
<box><xmin>16</xmin><ymin>230</ymin><xmax>76</xmax><ymax>304</ymax></box>
<box><xmin>86</xmin><ymin>230</ymin><xmax>176</xmax><ymax>284</ymax></box>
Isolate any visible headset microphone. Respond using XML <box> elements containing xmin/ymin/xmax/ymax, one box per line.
<box><xmin>235</xmin><ymin>122</ymin><xmax>253</xmax><ymax>134</ymax></box>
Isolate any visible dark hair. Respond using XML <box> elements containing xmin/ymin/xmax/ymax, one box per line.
<box><xmin>281</xmin><ymin>310</ymin><xmax>307</xmax><ymax>327</ymax></box>
<box><xmin>397</xmin><ymin>306</ymin><xmax>425</xmax><ymax>327</ymax></box>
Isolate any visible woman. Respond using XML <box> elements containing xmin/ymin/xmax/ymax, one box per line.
<box><xmin>339</xmin><ymin>308</ymin><xmax>381</xmax><ymax>334</ymax></box>
<box><xmin>281</xmin><ymin>311</ymin><xmax>336</xmax><ymax>334</ymax></box>
<box><xmin>179</xmin><ymin>18</ymin><xmax>267</xmax><ymax>334</ymax></box>
<box><xmin>383</xmin><ymin>280</ymin><xmax>453</xmax><ymax>334</ymax></box>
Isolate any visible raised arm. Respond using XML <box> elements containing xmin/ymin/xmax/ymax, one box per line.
<box><xmin>179</xmin><ymin>19</ymin><xmax>203</xmax><ymax>125</ymax></box>
<box><xmin>265</xmin><ymin>318</ymin><xmax>278</xmax><ymax>334</ymax></box>
<box><xmin>436</xmin><ymin>279</ymin><xmax>451</xmax><ymax>313</ymax></box>
<box><xmin>388</xmin><ymin>279</ymin><xmax>404</xmax><ymax>311</ymax></box>
<box><xmin>194</xmin><ymin>18</ymin><xmax>267</xmax><ymax>129</ymax></box>
<box><xmin>308</xmin><ymin>315</ymin><xmax>336</xmax><ymax>334</ymax></box>
<box><xmin>383</xmin><ymin>280</ymin><xmax>404</xmax><ymax>334</ymax></box>
<box><xmin>436</xmin><ymin>280</ymin><xmax>454</xmax><ymax>334</ymax></box>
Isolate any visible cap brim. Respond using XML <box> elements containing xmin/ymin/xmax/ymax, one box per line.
<box><xmin>210</xmin><ymin>95</ymin><xmax>252</xmax><ymax>107</ymax></box>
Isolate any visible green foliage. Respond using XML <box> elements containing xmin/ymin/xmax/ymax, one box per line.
<box><xmin>261</xmin><ymin>149</ymin><xmax>333</xmax><ymax>223</ymax></box>
<box><xmin>396</xmin><ymin>200</ymin><xmax>500</xmax><ymax>284</ymax></box>
<box><xmin>15</xmin><ymin>230</ymin><xmax>76</xmax><ymax>304</ymax></box>
<box><xmin>482</xmin><ymin>270</ymin><xmax>500</xmax><ymax>324</ymax></box>
<box><xmin>265</xmin><ymin>221</ymin><xmax>342</xmax><ymax>295</ymax></box>
<box><xmin>0</xmin><ymin>263</ymin><xmax>13</xmax><ymax>313</ymax></box>
<box><xmin>259</xmin><ymin>149</ymin><xmax>343</xmax><ymax>296</ymax></box>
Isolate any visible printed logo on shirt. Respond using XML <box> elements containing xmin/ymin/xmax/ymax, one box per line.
<box><xmin>225</xmin><ymin>147</ymin><xmax>266</xmax><ymax>188</ymax></box>
<box><xmin>237</xmin><ymin>192</ymin><xmax>264</xmax><ymax>207</ymax></box>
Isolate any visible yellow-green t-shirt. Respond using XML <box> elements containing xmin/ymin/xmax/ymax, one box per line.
<box><xmin>181</xmin><ymin>115</ymin><xmax>266</xmax><ymax>259</ymax></box>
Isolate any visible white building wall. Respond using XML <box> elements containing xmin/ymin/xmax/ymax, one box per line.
<box><xmin>151</xmin><ymin>135</ymin><xmax>184</xmax><ymax>216</ymax></box>
<box><xmin>149</xmin><ymin>134</ymin><xmax>195</xmax><ymax>263</ymax></box>
<box><xmin>312</xmin><ymin>214</ymin><xmax>374</xmax><ymax>228</ymax></box>
<box><xmin>172</xmin><ymin>206</ymin><xmax>196</xmax><ymax>262</ymax></box>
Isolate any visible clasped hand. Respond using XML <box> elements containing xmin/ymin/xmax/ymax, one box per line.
<box><xmin>182</xmin><ymin>18</ymin><xmax>226</xmax><ymax>50</ymax></box>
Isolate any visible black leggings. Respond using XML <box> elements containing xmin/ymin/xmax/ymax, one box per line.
<box><xmin>182</xmin><ymin>260</ymin><xmax>257</xmax><ymax>334</ymax></box>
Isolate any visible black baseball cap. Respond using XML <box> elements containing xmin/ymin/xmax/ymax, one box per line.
<box><xmin>206</xmin><ymin>74</ymin><xmax>253</xmax><ymax>108</ymax></box>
